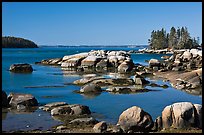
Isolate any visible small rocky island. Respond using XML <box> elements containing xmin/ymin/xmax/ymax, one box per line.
<box><xmin>2</xmin><ymin>36</ymin><xmax>38</xmax><ymax>48</ymax></box>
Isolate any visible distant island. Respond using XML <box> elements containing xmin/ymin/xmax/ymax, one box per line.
<box><xmin>2</xmin><ymin>36</ymin><xmax>38</xmax><ymax>48</ymax></box>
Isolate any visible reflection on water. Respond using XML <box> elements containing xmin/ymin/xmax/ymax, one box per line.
<box><xmin>80</xmin><ymin>92</ymin><xmax>102</xmax><ymax>99</ymax></box>
<box><xmin>2</xmin><ymin>108</ymin><xmax>62</xmax><ymax>132</ymax></box>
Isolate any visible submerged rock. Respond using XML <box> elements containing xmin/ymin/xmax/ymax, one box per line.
<box><xmin>9</xmin><ymin>63</ymin><xmax>33</xmax><ymax>73</ymax></box>
<box><xmin>39</xmin><ymin>102</ymin><xmax>68</xmax><ymax>111</ymax></box>
<box><xmin>70</xmin><ymin>117</ymin><xmax>98</xmax><ymax>125</ymax></box>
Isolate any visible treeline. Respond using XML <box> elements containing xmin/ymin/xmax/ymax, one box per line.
<box><xmin>148</xmin><ymin>27</ymin><xmax>200</xmax><ymax>50</ymax></box>
<box><xmin>2</xmin><ymin>36</ymin><xmax>38</xmax><ymax>48</ymax></box>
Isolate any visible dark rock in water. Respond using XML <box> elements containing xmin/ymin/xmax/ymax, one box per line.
<box><xmin>80</xmin><ymin>83</ymin><xmax>102</xmax><ymax>93</ymax></box>
<box><xmin>2</xmin><ymin>91</ymin><xmax>9</xmax><ymax>108</ymax></box>
<box><xmin>93</xmin><ymin>121</ymin><xmax>107</xmax><ymax>133</ymax></box>
<box><xmin>69</xmin><ymin>117</ymin><xmax>98</xmax><ymax>125</ymax></box>
<box><xmin>9</xmin><ymin>63</ymin><xmax>33</xmax><ymax>73</ymax></box>
<box><xmin>161</xmin><ymin>84</ymin><xmax>169</xmax><ymax>89</ymax></box>
<box><xmin>117</xmin><ymin>106</ymin><xmax>153</xmax><ymax>132</ymax></box>
<box><xmin>106</xmin><ymin>87</ymin><xmax>133</xmax><ymax>93</ymax></box>
<box><xmin>7</xmin><ymin>93</ymin><xmax>38</xmax><ymax>108</ymax></box>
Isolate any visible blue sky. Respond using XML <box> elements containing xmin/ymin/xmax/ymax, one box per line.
<box><xmin>2</xmin><ymin>2</ymin><xmax>202</xmax><ymax>45</ymax></box>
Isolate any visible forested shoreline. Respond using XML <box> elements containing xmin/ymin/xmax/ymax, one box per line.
<box><xmin>148</xmin><ymin>27</ymin><xmax>201</xmax><ymax>50</ymax></box>
<box><xmin>2</xmin><ymin>36</ymin><xmax>38</xmax><ymax>48</ymax></box>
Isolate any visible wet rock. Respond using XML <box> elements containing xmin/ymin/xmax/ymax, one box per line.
<box><xmin>7</xmin><ymin>93</ymin><xmax>38</xmax><ymax>108</ymax></box>
<box><xmin>9</xmin><ymin>63</ymin><xmax>33</xmax><ymax>73</ymax></box>
<box><xmin>2</xmin><ymin>91</ymin><xmax>9</xmax><ymax>108</ymax></box>
<box><xmin>70</xmin><ymin>117</ymin><xmax>98</xmax><ymax>125</ymax></box>
<box><xmin>93</xmin><ymin>121</ymin><xmax>107</xmax><ymax>133</ymax></box>
<box><xmin>79</xmin><ymin>83</ymin><xmax>102</xmax><ymax>93</ymax></box>
<box><xmin>117</xmin><ymin>106</ymin><xmax>153</xmax><ymax>132</ymax></box>
<box><xmin>162</xmin><ymin>102</ymin><xmax>202</xmax><ymax>129</ymax></box>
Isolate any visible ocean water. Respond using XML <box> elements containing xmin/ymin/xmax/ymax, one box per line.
<box><xmin>2</xmin><ymin>46</ymin><xmax>202</xmax><ymax>132</ymax></box>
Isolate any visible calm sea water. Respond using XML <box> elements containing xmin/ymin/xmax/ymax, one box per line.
<box><xmin>2</xmin><ymin>46</ymin><xmax>202</xmax><ymax>132</ymax></box>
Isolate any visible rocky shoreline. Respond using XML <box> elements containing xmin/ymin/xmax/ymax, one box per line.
<box><xmin>2</xmin><ymin>92</ymin><xmax>202</xmax><ymax>133</ymax></box>
<box><xmin>3</xmin><ymin>48</ymin><xmax>202</xmax><ymax>133</ymax></box>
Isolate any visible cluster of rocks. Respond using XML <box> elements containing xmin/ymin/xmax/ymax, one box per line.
<box><xmin>73</xmin><ymin>73</ymin><xmax>153</xmax><ymax>95</ymax></box>
<box><xmin>3</xmin><ymin>91</ymin><xmax>202</xmax><ymax>133</ymax></box>
<box><xmin>35</xmin><ymin>50</ymin><xmax>135</xmax><ymax>73</ymax></box>
<box><xmin>147</xmin><ymin>49</ymin><xmax>202</xmax><ymax>72</ymax></box>
<box><xmin>53</xmin><ymin>101</ymin><xmax>202</xmax><ymax>133</ymax></box>
<box><xmin>144</xmin><ymin>49</ymin><xmax>202</xmax><ymax>92</ymax></box>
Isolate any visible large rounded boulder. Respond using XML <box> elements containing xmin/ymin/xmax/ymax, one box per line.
<box><xmin>162</xmin><ymin>102</ymin><xmax>202</xmax><ymax>129</ymax></box>
<box><xmin>117</xmin><ymin>106</ymin><xmax>153</xmax><ymax>132</ymax></box>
